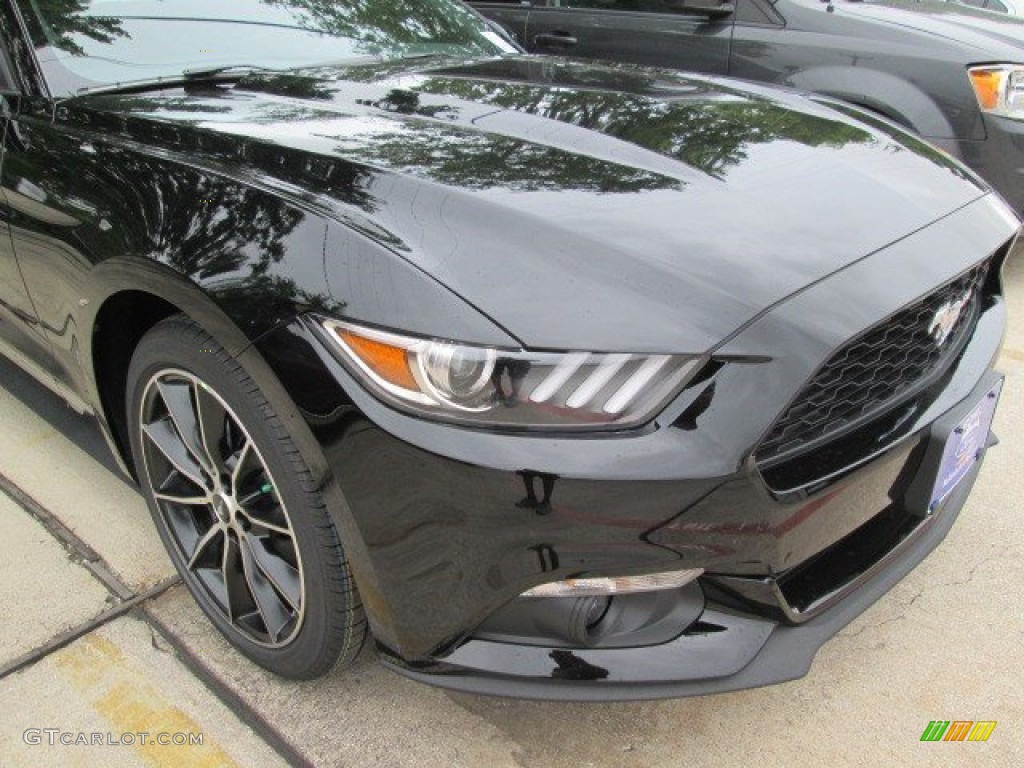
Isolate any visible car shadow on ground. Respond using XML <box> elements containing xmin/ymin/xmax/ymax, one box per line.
<box><xmin>0</xmin><ymin>354</ymin><xmax>131</xmax><ymax>486</ymax></box>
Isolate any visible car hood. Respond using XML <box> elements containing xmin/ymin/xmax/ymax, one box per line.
<box><xmin>93</xmin><ymin>56</ymin><xmax>993</xmax><ymax>352</ymax></box>
<box><xmin>851</xmin><ymin>1</ymin><xmax>1024</xmax><ymax>57</ymax></box>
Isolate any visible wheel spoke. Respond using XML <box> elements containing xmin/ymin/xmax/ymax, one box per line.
<box><xmin>155</xmin><ymin>491</ymin><xmax>209</xmax><ymax>506</ymax></box>
<box><xmin>240</xmin><ymin>494</ymin><xmax>293</xmax><ymax>537</ymax></box>
<box><xmin>237</xmin><ymin>486</ymin><xmax>270</xmax><ymax>507</ymax></box>
<box><xmin>221</xmin><ymin>534</ymin><xmax>254</xmax><ymax>623</ymax></box>
<box><xmin>163</xmin><ymin>504</ymin><xmax>206</xmax><ymax>558</ymax></box>
<box><xmin>238</xmin><ymin>534</ymin><xmax>294</xmax><ymax>642</ymax></box>
<box><xmin>244</xmin><ymin>516</ymin><xmax>292</xmax><ymax>537</ymax></box>
<box><xmin>143</xmin><ymin>418</ymin><xmax>208</xmax><ymax>489</ymax></box>
<box><xmin>187</xmin><ymin>525</ymin><xmax>224</xmax><ymax>570</ymax></box>
<box><xmin>195</xmin><ymin>384</ymin><xmax>231</xmax><ymax>478</ymax></box>
<box><xmin>229</xmin><ymin>439</ymin><xmax>255</xmax><ymax>495</ymax></box>
<box><xmin>156</xmin><ymin>380</ymin><xmax>212</xmax><ymax>476</ymax></box>
<box><xmin>242</xmin><ymin>531</ymin><xmax>302</xmax><ymax>611</ymax></box>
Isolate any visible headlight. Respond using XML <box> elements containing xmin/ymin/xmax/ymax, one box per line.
<box><xmin>322</xmin><ymin>319</ymin><xmax>701</xmax><ymax>429</ymax></box>
<box><xmin>968</xmin><ymin>65</ymin><xmax>1024</xmax><ymax>119</ymax></box>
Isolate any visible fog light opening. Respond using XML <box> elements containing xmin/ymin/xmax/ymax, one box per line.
<box><xmin>567</xmin><ymin>596</ymin><xmax>612</xmax><ymax>645</ymax></box>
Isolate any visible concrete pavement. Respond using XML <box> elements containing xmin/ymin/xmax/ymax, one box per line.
<box><xmin>1</xmin><ymin>252</ymin><xmax>1022</xmax><ymax>767</ymax></box>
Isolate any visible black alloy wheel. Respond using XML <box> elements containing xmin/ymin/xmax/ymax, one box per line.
<box><xmin>127</xmin><ymin>315</ymin><xmax>366</xmax><ymax>678</ymax></box>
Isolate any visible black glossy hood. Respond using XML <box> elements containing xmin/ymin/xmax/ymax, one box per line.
<box><xmin>853</xmin><ymin>1</ymin><xmax>1024</xmax><ymax>56</ymax></box>
<box><xmin>90</xmin><ymin>56</ymin><xmax>994</xmax><ymax>352</ymax></box>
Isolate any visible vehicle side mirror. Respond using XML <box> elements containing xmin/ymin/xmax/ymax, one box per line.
<box><xmin>662</xmin><ymin>0</ymin><xmax>736</xmax><ymax>17</ymax></box>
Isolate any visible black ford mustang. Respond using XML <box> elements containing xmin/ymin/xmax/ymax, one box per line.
<box><xmin>0</xmin><ymin>0</ymin><xmax>1015</xmax><ymax>700</ymax></box>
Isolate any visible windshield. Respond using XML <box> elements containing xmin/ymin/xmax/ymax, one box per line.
<box><xmin>19</xmin><ymin>0</ymin><xmax>515</xmax><ymax>95</ymax></box>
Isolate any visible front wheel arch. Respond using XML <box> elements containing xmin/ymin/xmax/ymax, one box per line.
<box><xmin>779</xmin><ymin>65</ymin><xmax>963</xmax><ymax>141</ymax></box>
<box><xmin>81</xmin><ymin>258</ymin><xmax>312</xmax><ymax>476</ymax></box>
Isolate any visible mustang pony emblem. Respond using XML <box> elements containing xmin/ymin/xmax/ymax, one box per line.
<box><xmin>928</xmin><ymin>292</ymin><xmax>972</xmax><ymax>346</ymax></box>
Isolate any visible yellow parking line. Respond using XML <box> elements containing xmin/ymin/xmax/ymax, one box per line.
<box><xmin>54</xmin><ymin>633</ymin><xmax>239</xmax><ymax>768</ymax></box>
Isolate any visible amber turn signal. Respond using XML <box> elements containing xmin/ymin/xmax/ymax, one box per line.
<box><xmin>334</xmin><ymin>329</ymin><xmax>419</xmax><ymax>392</ymax></box>
<box><xmin>969</xmin><ymin>68</ymin><xmax>1003</xmax><ymax>111</ymax></box>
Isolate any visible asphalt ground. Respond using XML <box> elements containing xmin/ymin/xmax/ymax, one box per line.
<box><xmin>0</xmin><ymin>253</ymin><xmax>1021</xmax><ymax>768</ymax></box>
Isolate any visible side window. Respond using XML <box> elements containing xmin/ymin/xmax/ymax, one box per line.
<box><xmin>735</xmin><ymin>0</ymin><xmax>782</xmax><ymax>25</ymax></box>
<box><xmin>0</xmin><ymin>7</ymin><xmax>21</xmax><ymax>93</ymax></box>
<box><xmin>0</xmin><ymin>40</ymin><xmax>18</xmax><ymax>93</ymax></box>
<box><xmin>985</xmin><ymin>0</ymin><xmax>1009</xmax><ymax>12</ymax></box>
<box><xmin>546</xmin><ymin>1</ymin><xmax>706</xmax><ymax>13</ymax></box>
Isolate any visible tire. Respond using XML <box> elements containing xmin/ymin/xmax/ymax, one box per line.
<box><xmin>126</xmin><ymin>314</ymin><xmax>366</xmax><ymax>679</ymax></box>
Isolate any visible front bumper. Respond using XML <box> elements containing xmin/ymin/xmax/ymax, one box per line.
<box><xmin>254</xmin><ymin>197</ymin><xmax>1015</xmax><ymax>700</ymax></box>
<box><xmin>383</xmin><ymin>373</ymin><xmax>998</xmax><ymax>700</ymax></box>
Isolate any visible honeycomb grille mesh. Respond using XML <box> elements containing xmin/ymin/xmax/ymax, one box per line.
<box><xmin>757</xmin><ymin>261</ymin><xmax>990</xmax><ymax>463</ymax></box>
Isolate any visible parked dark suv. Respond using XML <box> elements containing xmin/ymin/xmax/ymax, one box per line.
<box><xmin>473</xmin><ymin>0</ymin><xmax>1024</xmax><ymax>212</ymax></box>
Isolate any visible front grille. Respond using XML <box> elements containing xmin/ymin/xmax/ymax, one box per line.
<box><xmin>757</xmin><ymin>260</ymin><xmax>991</xmax><ymax>464</ymax></box>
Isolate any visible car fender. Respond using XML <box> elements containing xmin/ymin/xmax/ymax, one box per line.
<box><xmin>780</xmin><ymin>64</ymin><xmax>963</xmax><ymax>141</ymax></box>
<box><xmin>78</xmin><ymin>256</ymin><xmax>324</xmax><ymax>476</ymax></box>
